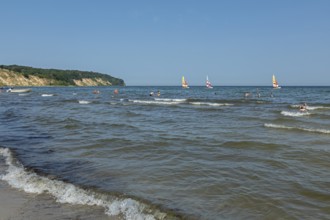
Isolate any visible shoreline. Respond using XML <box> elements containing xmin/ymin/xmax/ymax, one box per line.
<box><xmin>0</xmin><ymin>147</ymin><xmax>166</xmax><ymax>220</ymax></box>
<box><xmin>0</xmin><ymin>180</ymin><xmax>116</xmax><ymax>220</ymax></box>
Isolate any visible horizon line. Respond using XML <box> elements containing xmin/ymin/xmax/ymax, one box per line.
<box><xmin>125</xmin><ymin>85</ymin><xmax>330</xmax><ymax>87</ymax></box>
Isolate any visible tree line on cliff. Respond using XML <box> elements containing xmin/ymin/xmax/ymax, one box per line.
<box><xmin>0</xmin><ymin>65</ymin><xmax>125</xmax><ymax>86</ymax></box>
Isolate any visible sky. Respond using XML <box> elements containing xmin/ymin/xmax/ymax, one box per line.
<box><xmin>0</xmin><ymin>0</ymin><xmax>329</xmax><ymax>86</ymax></box>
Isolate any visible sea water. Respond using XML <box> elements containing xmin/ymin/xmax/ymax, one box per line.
<box><xmin>0</xmin><ymin>86</ymin><xmax>330</xmax><ymax>219</ymax></box>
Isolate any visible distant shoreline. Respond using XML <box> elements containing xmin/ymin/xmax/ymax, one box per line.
<box><xmin>0</xmin><ymin>65</ymin><xmax>125</xmax><ymax>87</ymax></box>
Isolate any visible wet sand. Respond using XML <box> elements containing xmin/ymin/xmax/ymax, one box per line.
<box><xmin>0</xmin><ymin>180</ymin><xmax>117</xmax><ymax>220</ymax></box>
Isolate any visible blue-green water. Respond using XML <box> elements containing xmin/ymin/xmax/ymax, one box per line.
<box><xmin>0</xmin><ymin>86</ymin><xmax>330</xmax><ymax>219</ymax></box>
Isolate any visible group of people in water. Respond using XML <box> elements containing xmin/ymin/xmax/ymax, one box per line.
<box><xmin>149</xmin><ymin>90</ymin><xmax>161</xmax><ymax>97</ymax></box>
<box><xmin>243</xmin><ymin>88</ymin><xmax>271</xmax><ymax>98</ymax></box>
<box><xmin>243</xmin><ymin>89</ymin><xmax>309</xmax><ymax>113</ymax></box>
<box><xmin>92</xmin><ymin>88</ymin><xmax>161</xmax><ymax>96</ymax></box>
<box><xmin>91</xmin><ymin>88</ymin><xmax>308</xmax><ymax>113</ymax></box>
<box><xmin>92</xmin><ymin>89</ymin><xmax>119</xmax><ymax>95</ymax></box>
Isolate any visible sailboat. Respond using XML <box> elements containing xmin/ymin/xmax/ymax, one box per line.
<box><xmin>206</xmin><ymin>75</ymin><xmax>213</xmax><ymax>89</ymax></box>
<box><xmin>182</xmin><ymin>76</ymin><xmax>189</xmax><ymax>89</ymax></box>
<box><xmin>272</xmin><ymin>74</ymin><xmax>281</xmax><ymax>89</ymax></box>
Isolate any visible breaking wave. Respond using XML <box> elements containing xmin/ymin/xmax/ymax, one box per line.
<box><xmin>129</xmin><ymin>99</ymin><xmax>185</xmax><ymax>105</ymax></box>
<box><xmin>78</xmin><ymin>100</ymin><xmax>91</xmax><ymax>104</ymax></box>
<box><xmin>154</xmin><ymin>98</ymin><xmax>187</xmax><ymax>103</ymax></box>
<box><xmin>290</xmin><ymin>105</ymin><xmax>330</xmax><ymax>110</ymax></box>
<box><xmin>129</xmin><ymin>98</ymin><xmax>233</xmax><ymax>107</ymax></box>
<box><xmin>281</xmin><ymin>111</ymin><xmax>310</xmax><ymax>117</ymax></box>
<box><xmin>0</xmin><ymin>147</ymin><xmax>168</xmax><ymax>220</ymax></box>
<box><xmin>189</xmin><ymin>102</ymin><xmax>233</xmax><ymax>106</ymax></box>
<box><xmin>264</xmin><ymin>123</ymin><xmax>330</xmax><ymax>134</ymax></box>
<box><xmin>307</xmin><ymin>106</ymin><xmax>330</xmax><ymax>110</ymax></box>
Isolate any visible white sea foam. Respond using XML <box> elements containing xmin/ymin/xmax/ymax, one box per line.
<box><xmin>290</xmin><ymin>105</ymin><xmax>330</xmax><ymax>110</ymax></box>
<box><xmin>129</xmin><ymin>99</ymin><xmax>233</xmax><ymax>107</ymax></box>
<box><xmin>306</xmin><ymin>106</ymin><xmax>330</xmax><ymax>110</ymax></box>
<box><xmin>129</xmin><ymin>99</ymin><xmax>183</xmax><ymax>105</ymax></box>
<box><xmin>78</xmin><ymin>100</ymin><xmax>91</xmax><ymax>104</ymax></box>
<box><xmin>281</xmin><ymin>111</ymin><xmax>310</xmax><ymax>117</ymax></box>
<box><xmin>41</xmin><ymin>94</ymin><xmax>54</xmax><ymax>97</ymax></box>
<box><xmin>154</xmin><ymin>98</ymin><xmax>186</xmax><ymax>102</ymax></box>
<box><xmin>264</xmin><ymin>123</ymin><xmax>330</xmax><ymax>134</ymax></box>
<box><xmin>0</xmin><ymin>147</ymin><xmax>160</xmax><ymax>220</ymax></box>
<box><xmin>264</xmin><ymin>123</ymin><xmax>295</xmax><ymax>130</ymax></box>
<box><xmin>189</xmin><ymin>102</ymin><xmax>233</xmax><ymax>106</ymax></box>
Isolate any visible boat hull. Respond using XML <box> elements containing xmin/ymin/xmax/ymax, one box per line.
<box><xmin>7</xmin><ymin>89</ymin><xmax>32</xmax><ymax>93</ymax></box>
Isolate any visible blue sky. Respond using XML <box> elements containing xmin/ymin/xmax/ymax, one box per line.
<box><xmin>0</xmin><ymin>0</ymin><xmax>329</xmax><ymax>86</ymax></box>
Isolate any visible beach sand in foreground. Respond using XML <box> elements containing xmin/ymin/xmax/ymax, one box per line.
<box><xmin>0</xmin><ymin>180</ymin><xmax>118</xmax><ymax>220</ymax></box>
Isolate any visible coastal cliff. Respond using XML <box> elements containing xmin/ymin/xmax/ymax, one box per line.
<box><xmin>0</xmin><ymin>65</ymin><xmax>125</xmax><ymax>86</ymax></box>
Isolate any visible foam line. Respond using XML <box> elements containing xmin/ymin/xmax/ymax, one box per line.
<box><xmin>129</xmin><ymin>99</ymin><xmax>183</xmax><ymax>105</ymax></box>
<box><xmin>281</xmin><ymin>111</ymin><xmax>310</xmax><ymax>117</ymax></box>
<box><xmin>0</xmin><ymin>148</ymin><xmax>161</xmax><ymax>220</ymax></box>
<box><xmin>264</xmin><ymin>123</ymin><xmax>330</xmax><ymax>134</ymax></box>
<box><xmin>189</xmin><ymin>102</ymin><xmax>233</xmax><ymax>106</ymax></box>
<box><xmin>78</xmin><ymin>100</ymin><xmax>91</xmax><ymax>104</ymax></box>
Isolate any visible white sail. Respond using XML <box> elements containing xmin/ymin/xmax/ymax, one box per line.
<box><xmin>206</xmin><ymin>76</ymin><xmax>213</xmax><ymax>89</ymax></box>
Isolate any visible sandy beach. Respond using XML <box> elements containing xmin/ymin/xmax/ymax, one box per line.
<box><xmin>0</xmin><ymin>180</ymin><xmax>116</xmax><ymax>220</ymax></box>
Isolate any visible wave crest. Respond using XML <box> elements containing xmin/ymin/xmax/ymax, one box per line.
<box><xmin>129</xmin><ymin>98</ymin><xmax>233</xmax><ymax>107</ymax></box>
<box><xmin>189</xmin><ymin>102</ymin><xmax>233</xmax><ymax>106</ymax></box>
<box><xmin>154</xmin><ymin>98</ymin><xmax>186</xmax><ymax>102</ymax></box>
<box><xmin>290</xmin><ymin>105</ymin><xmax>330</xmax><ymax>110</ymax></box>
<box><xmin>78</xmin><ymin>100</ymin><xmax>91</xmax><ymax>104</ymax></box>
<box><xmin>281</xmin><ymin>111</ymin><xmax>310</xmax><ymax>117</ymax></box>
<box><xmin>264</xmin><ymin>123</ymin><xmax>330</xmax><ymax>134</ymax></box>
<box><xmin>129</xmin><ymin>99</ymin><xmax>183</xmax><ymax>105</ymax></box>
<box><xmin>0</xmin><ymin>148</ymin><xmax>165</xmax><ymax>220</ymax></box>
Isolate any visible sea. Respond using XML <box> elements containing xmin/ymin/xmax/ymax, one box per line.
<box><xmin>0</xmin><ymin>86</ymin><xmax>329</xmax><ymax>220</ymax></box>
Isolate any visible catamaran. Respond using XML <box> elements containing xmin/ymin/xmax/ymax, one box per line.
<box><xmin>206</xmin><ymin>76</ymin><xmax>213</xmax><ymax>89</ymax></box>
<box><xmin>182</xmin><ymin>76</ymin><xmax>189</xmax><ymax>89</ymax></box>
<box><xmin>272</xmin><ymin>74</ymin><xmax>281</xmax><ymax>89</ymax></box>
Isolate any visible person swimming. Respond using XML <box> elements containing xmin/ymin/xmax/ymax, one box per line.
<box><xmin>244</xmin><ymin>92</ymin><xmax>251</xmax><ymax>98</ymax></box>
<box><xmin>299</xmin><ymin>103</ymin><xmax>308</xmax><ymax>112</ymax></box>
<box><xmin>256</xmin><ymin>88</ymin><xmax>261</xmax><ymax>98</ymax></box>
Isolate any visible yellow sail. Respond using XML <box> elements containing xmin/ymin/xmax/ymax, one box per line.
<box><xmin>182</xmin><ymin>76</ymin><xmax>189</xmax><ymax>89</ymax></box>
<box><xmin>272</xmin><ymin>74</ymin><xmax>281</xmax><ymax>89</ymax></box>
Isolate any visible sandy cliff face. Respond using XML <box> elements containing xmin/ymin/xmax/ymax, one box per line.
<box><xmin>0</xmin><ymin>69</ymin><xmax>112</xmax><ymax>86</ymax></box>
<box><xmin>73</xmin><ymin>78</ymin><xmax>112</xmax><ymax>86</ymax></box>
<box><xmin>0</xmin><ymin>69</ymin><xmax>55</xmax><ymax>86</ymax></box>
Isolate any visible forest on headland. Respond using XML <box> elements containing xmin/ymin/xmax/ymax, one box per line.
<box><xmin>0</xmin><ymin>65</ymin><xmax>125</xmax><ymax>86</ymax></box>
